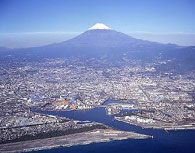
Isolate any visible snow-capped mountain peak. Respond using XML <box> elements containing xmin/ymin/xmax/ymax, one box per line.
<box><xmin>88</xmin><ymin>23</ymin><xmax>111</xmax><ymax>30</ymax></box>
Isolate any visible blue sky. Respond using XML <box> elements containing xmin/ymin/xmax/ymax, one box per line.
<box><xmin>0</xmin><ymin>0</ymin><xmax>195</xmax><ymax>48</ymax></box>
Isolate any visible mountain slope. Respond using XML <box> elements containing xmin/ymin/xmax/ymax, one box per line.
<box><xmin>32</xmin><ymin>29</ymin><xmax>175</xmax><ymax>59</ymax></box>
<box><xmin>1</xmin><ymin>23</ymin><xmax>194</xmax><ymax>64</ymax></box>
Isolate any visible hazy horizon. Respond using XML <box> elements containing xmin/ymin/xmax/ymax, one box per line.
<box><xmin>1</xmin><ymin>31</ymin><xmax>195</xmax><ymax>48</ymax></box>
<box><xmin>1</xmin><ymin>0</ymin><xmax>195</xmax><ymax>48</ymax></box>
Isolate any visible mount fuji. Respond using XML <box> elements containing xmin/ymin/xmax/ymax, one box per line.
<box><xmin>1</xmin><ymin>23</ymin><xmax>195</xmax><ymax>64</ymax></box>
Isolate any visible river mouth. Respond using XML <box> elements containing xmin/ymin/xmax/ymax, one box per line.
<box><xmin>34</xmin><ymin>106</ymin><xmax>195</xmax><ymax>153</ymax></box>
<box><xmin>33</xmin><ymin>102</ymin><xmax>195</xmax><ymax>153</ymax></box>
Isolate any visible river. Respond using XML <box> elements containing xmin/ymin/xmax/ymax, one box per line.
<box><xmin>30</xmin><ymin>100</ymin><xmax>195</xmax><ymax>153</ymax></box>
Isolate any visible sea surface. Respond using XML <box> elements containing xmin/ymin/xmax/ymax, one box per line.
<box><xmin>30</xmin><ymin>100</ymin><xmax>195</xmax><ymax>153</ymax></box>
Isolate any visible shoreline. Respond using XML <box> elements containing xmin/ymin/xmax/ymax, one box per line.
<box><xmin>115</xmin><ymin>117</ymin><xmax>195</xmax><ymax>131</ymax></box>
<box><xmin>0</xmin><ymin>129</ymin><xmax>151</xmax><ymax>153</ymax></box>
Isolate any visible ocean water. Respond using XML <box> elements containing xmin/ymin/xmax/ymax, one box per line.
<box><xmin>31</xmin><ymin>104</ymin><xmax>195</xmax><ymax>153</ymax></box>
